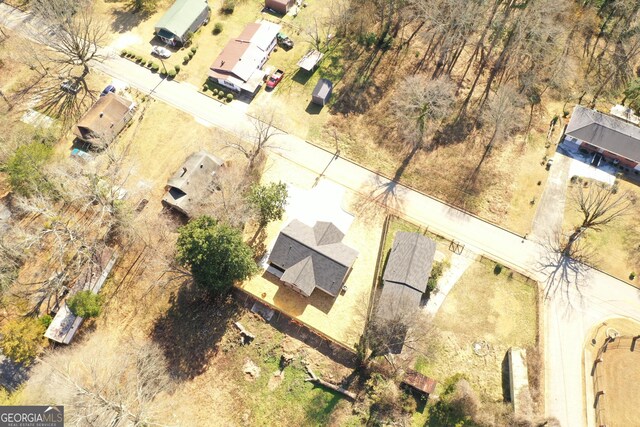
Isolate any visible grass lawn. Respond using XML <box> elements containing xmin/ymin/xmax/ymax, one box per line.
<box><xmin>411</xmin><ymin>259</ymin><xmax>538</xmax><ymax>425</ymax></box>
<box><xmin>563</xmin><ymin>178</ymin><xmax>640</xmax><ymax>285</ymax></box>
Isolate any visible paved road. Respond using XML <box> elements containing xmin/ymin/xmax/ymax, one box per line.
<box><xmin>3</xmin><ymin>4</ymin><xmax>640</xmax><ymax>426</ymax></box>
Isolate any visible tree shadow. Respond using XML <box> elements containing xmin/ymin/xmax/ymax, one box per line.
<box><xmin>151</xmin><ymin>285</ymin><xmax>242</xmax><ymax>381</ymax></box>
<box><xmin>501</xmin><ymin>351</ymin><xmax>511</xmax><ymax>403</ymax></box>
<box><xmin>0</xmin><ymin>356</ymin><xmax>30</xmax><ymax>391</ymax></box>
<box><xmin>111</xmin><ymin>7</ymin><xmax>153</xmax><ymax>34</ymax></box>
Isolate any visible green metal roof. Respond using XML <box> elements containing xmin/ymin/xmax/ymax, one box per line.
<box><xmin>155</xmin><ymin>0</ymin><xmax>209</xmax><ymax>39</ymax></box>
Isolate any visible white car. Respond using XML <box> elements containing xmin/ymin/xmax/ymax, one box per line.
<box><xmin>151</xmin><ymin>46</ymin><xmax>172</xmax><ymax>58</ymax></box>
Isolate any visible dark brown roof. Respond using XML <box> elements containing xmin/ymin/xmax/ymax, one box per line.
<box><xmin>74</xmin><ymin>93</ymin><xmax>133</xmax><ymax>145</ymax></box>
<box><xmin>268</xmin><ymin>220</ymin><xmax>358</xmax><ymax>297</ymax></box>
<box><xmin>403</xmin><ymin>369</ymin><xmax>437</xmax><ymax>394</ymax></box>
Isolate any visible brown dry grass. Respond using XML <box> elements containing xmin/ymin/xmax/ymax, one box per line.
<box><xmin>415</xmin><ymin>261</ymin><xmax>538</xmax><ymax>403</ymax></box>
<box><xmin>563</xmin><ymin>178</ymin><xmax>640</xmax><ymax>285</ymax></box>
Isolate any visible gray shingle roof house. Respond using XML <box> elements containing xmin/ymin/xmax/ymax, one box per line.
<box><xmin>268</xmin><ymin>220</ymin><xmax>359</xmax><ymax>297</ymax></box>
<box><xmin>162</xmin><ymin>151</ymin><xmax>224</xmax><ymax>217</ymax></box>
<box><xmin>155</xmin><ymin>0</ymin><xmax>210</xmax><ymax>46</ymax></box>
<box><xmin>564</xmin><ymin>105</ymin><xmax>640</xmax><ymax>168</ymax></box>
<box><xmin>377</xmin><ymin>232</ymin><xmax>436</xmax><ymax>322</ymax></box>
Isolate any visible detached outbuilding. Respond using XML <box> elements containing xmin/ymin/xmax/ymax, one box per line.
<box><xmin>155</xmin><ymin>0</ymin><xmax>210</xmax><ymax>46</ymax></box>
<box><xmin>265</xmin><ymin>0</ymin><xmax>295</xmax><ymax>14</ymax></box>
<box><xmin>311</xmin><ymin>78</ymin><xmax>333</xmax><ymax>106</ymax></box>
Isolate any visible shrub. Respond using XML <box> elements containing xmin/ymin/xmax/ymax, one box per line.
<box><xmin>211</xmin><ymin>88</ymin><xmax>218</xmax><ymax>95</ymax></box>
<box><xmin>147</xmin><ymin>60</ymin><xmax>154</xmax><ymax>67</ymax></box>
<box><xmin>120</xmin><ymin>50</ymin><xmax>127</xmax><ymax>56</ymax></box>
<box><xmin>202</xmin><ymin>85</ymin><xmax>208</xmax><ymax>92</ymax></box>
<box><xmin>188</xmin><ymin>51</ymin><xmax>195</xmax><ymax>59</ymax></box>
<box><xmin>151</xmin><ymin>63</ymin><xmax>160</xmax><ymax>72</ymax></box>
<box><xmin>191</xmin><ymin>46</ymin><xmax>197</xmax><ymax>53</ymax></box>
<box><xmin>174</xmin><ymin>64</ymin><xmax>181</xmax><ymax>72</ymax></box>
<box><xmin>630</xmin><ymin>272</ymin><xmax>636</xmax><ymax>280</ymax></box>
<box><xmin>168</xmin><ymin>69</ymin><xmax>177</xmax><ymax>78</ymax></box>
<box><xmin>494</xmin><ymin>263</ymin><xmax>503</xmax><ymax>275</ymax></box>
<box><xmin>226</xmin><ymin>93</ymin><xmax>234</xmax><ymax>102</ymax></box>
<box><xmin>183</xmin><ymin>55</ymin><xmax>190</xmax><ymax>63</ymax></box>
<box><xmin>218</xmin><ymin>91</ymin><xmax>225</xmax><ymax>99</ymax></box>
<box><xmin>39</xmin><ymin>315</ymin><xmax>52</xmax><ymax>329</ymax></box>
<box><xmin>213</xmin><ymin>22</ymin><xmax>224</xmax><ymax>35</ymax></box>
<box><xmin>0</xmin><ymin>318</ymin><xmax>48</xmax><ymax>366</ymax></box>
<box><xmin>221</xmin><ymin>0</ymin><xmax>235</xmax><ymax>14</ymax></box>
<box><xmin>427</xmin><ymin>260</ymin><xmax>449</xmax><ymax>293</ymax></box>
<box><xmin>67</xmin><ymin>291</ymin><xmax>102</xmax><ymax>318</ymax></box>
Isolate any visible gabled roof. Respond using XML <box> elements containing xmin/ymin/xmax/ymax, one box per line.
<box><xmin>73</xmin><ymin>93</ymin><xmax>133</xmax><ymax>144</ymax></box>
<box><xmin>566</xmin><ymin>105</ymin><xmax>640</xmax><ymax>163</ymax></box>
<box><xmin>208</xmin><ymin>21</ymin><xmax>280</xmax><ymax>84</ymax></box>
<box><xmin>268</xmin><ymin>220</ymin><xmax>358</xmax><ymax>297</ymax></box>
<box><xmin>383</xmin><ymin>232</ymin><xmax>436</xmax><ymax>293</ymax></box>
<box><xmin>403</xmin><ymin>369</ymin><xmax>437</xmax><ymax>394</ymax></box>
<box><xmin>155</xmin><ymin>0</ymin><xmax>209</xmax><ymax>39</ymax></box>
<box><xmin>312</xmin><ymin>78</ymin><xmax>333</xmax><ymax>100</ymax></box>
<box><xmin>162</xmin><ymin>151</ymin><xmax>224</xmax><ymax>216</ymax></box>
<box><xmin>375</xmin><ymin>281</ymin><xmax>423</xmax><ymax>322</ymax></box>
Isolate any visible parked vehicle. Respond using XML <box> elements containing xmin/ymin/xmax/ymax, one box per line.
<box><xmin>100</xmin><ymin>85</ymin><xmax>116</xmax><ymax>97</ymax></box>
<box><xmin>60</xmin><ymin>80</ymin><xmax>80</xmax><ymax>94</ymax></box>
<box><xmin>276</xmin><ymin>32</ymin><xmax>294</xmax><ymax>50</ymax></box>
<box><xmin>546</xmin><ymin>158</ymin><xmax>553</xmax><ymax>170</ymax></box>
<box><xmin>151</xmin><ymin>46</ymin><xmax>172</xmax><ymax>58</ymax></box>
<box><xmin>266</xmin><ymin>69</ymin><xmax>284</xmax><ymax>89</ymax></box>
<box><xmin>591</xmin><ymin>153</ymin><xmax>603</xmax><ymax>167</ymax></box>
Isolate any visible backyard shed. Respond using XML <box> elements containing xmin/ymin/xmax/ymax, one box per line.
<box><xmin>402</xmin><ymin>369</ymin><xmax>437</xmax><ymax>397</ymax></box>
<box><xmin>265</xmin><ymin>0</ymin><xmax>295</xmax><ymax>14</ymax></box>
<box><xmin>297</xmin><ymin>49</ymin><xmax>324</xmax><ymax>72</ymax></box>
<box><xmin>311</xmin><ymin>79</ymin><xmax>333</xmax><ymax>106</ymax></box>
<box><xmin>155</xmin><ymin>0</ymin><xmax>210</xmax><ymax>46</ymax></box>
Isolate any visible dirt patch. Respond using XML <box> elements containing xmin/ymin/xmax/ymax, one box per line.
<box><xmin>267</xmin><ymin>370</ymin><xmax>284</xmax><ymax>390</ymax></box>
<box><xmin>243</xmin><ymin>358</ymin><xmax>261</xmax><ymax>381</ymax></box>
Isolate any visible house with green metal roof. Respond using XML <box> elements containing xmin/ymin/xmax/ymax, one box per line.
<box><xmin>154</xmin><ymin>0</ymin><xmax>210</xmax><ymax>46</ymax></box>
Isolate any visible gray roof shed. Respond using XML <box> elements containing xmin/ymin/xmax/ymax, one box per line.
<box><xmin>268</xmin><ymin>220</ymin><xmax>358</xmax><ymax>297</ymax></box>
<box><xmin>311</xmin><ymin>78</ymin><xmax>333</xmax><ymax>106</ymax></box>
<box><xmin>566</xmin><ymin>105</ymin><xmax>640</xmax><ymax>163</ymax></box>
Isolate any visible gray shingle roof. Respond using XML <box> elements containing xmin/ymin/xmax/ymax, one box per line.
<box><xmin>566</xmin><ymin>105</ymin><xmax>640</xmax><ymax>163</ymax></box>
<box><xmin>268</xmin><ymin>220</ymin><xmax>358</xmax><ymax>297</ymax></box>
<box><xmin>162</xmin><ymin>151</ymin><xmax>224</xmax><ymax>216</ymax></box>
<box><xmin>375</xmin><ymin>281</ymin><xmax>423</xmax><ymax>322</ymax></box>
<box><xmin>383</xmin><ymin>232</ymin><xmax>436</xmax><ymax>293</ymax></box>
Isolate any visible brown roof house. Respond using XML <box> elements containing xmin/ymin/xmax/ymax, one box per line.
<box><xmin>265</xmin><ymin>0</ymin><xmax>295</xmax><ymax>15</ymax></box>
<box><xmin>402</xmin><ymin>369</ymin><xmax>437</xmax><ymax>398</ymax></box>
<box><xmin>208</xmin><ymin>21</ymin><xmax>281</xmax><ymax>93</ymax></box>
<box><xmin>73</xmin><ymin>93</ymin><xmax>135</xmax><ymax>147</ymax></box>
<box><xmin>268</xmin><ymin>220</ymin><xmax>358</xmax><ymax>298</ymax></box>
<box><xmin>162</xmin><ymin>151</ymin><xmax>224</xmax><ymax>217</ymax></box>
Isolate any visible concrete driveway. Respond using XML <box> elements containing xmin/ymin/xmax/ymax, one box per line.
<box><xmin>531</xmin><ymin>151</ymin><xmax>572</xmax><ymax>241</ymax></box>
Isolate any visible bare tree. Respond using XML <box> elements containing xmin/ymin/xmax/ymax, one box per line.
<box><xmin>24</xmin><ymin>0</ymin><xmax>107</xmax><ymax>122</ymax></box>
<box><xmin>564</xmin><ymin>181</ymin><xmax>632</xmax><ymax>256</ymax></box>
<box><xmin>28</xmin><ymin>334</ymin><xmax>174</xmax><ymax>426</ymax></box>
<box><xmin>392</xmin><ymin>75</ymin><xmax>455</xmax><ymax>149</ymax></box>
<box><xmin>227</xmin><ymin>108</ymin><xmax>283</xmax><ymax>170</ymax></box>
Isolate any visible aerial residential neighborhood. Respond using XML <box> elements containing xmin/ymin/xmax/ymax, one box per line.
<box><xmin>0</xmin><ymin>0</ymin><xmax>639</xmax><ymax>426</ymax></box>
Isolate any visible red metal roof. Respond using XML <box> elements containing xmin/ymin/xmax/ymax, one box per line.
<box><xmin>403</xmin><ymin>369</ymin><xmax>437</xmax><ymax>394</ymax></box>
